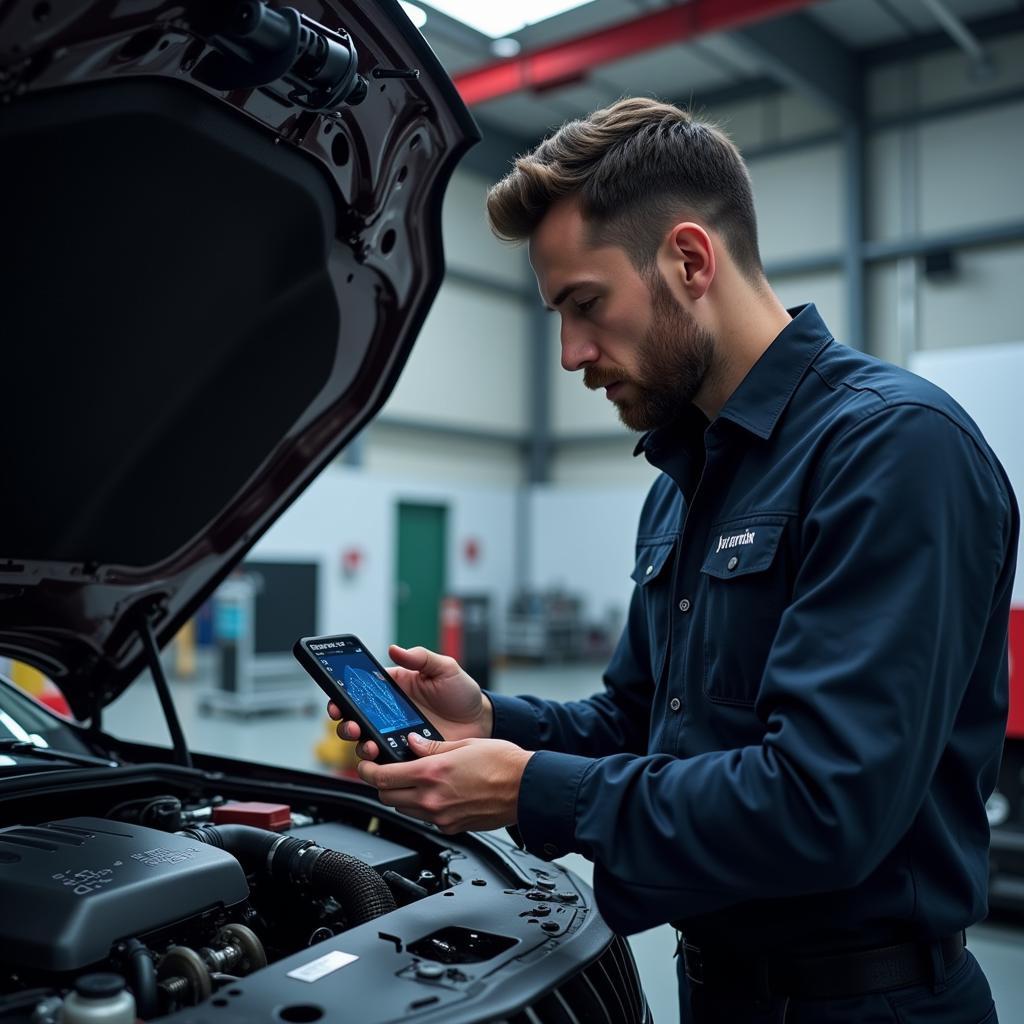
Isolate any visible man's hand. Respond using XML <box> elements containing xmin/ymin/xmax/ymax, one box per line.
<box><xmin>357</xmin><ymin>732</ymin><xmax>533</xmax><ymax>834</ymax></box>
<box><xmin>327</xmin><ymin>644</ymin><xmax>492</xmax><ymax>761</ymax></box>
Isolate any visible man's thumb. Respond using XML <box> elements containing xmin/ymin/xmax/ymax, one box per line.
<box><xmin>408</xmin><ymin>731</ymin><xmax>456</xmax><ymax>757</ymax></box>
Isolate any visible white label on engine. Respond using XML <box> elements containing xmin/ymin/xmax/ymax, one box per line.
<box><xmin>287</xmin><ymin>950</ymin><xmax>359</xmax><ymax>983</ymax></box>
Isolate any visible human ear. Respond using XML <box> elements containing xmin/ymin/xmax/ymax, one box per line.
<box><xmin>665</xmin><ymin>222</ymin><xmax>715</xmax><ymax>300</ymax></box>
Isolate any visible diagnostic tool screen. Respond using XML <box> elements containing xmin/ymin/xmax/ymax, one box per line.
<box><xmin>315</xmin><ymin>641</ymin><xmax>425</xmax><ymax>736</ymax></box>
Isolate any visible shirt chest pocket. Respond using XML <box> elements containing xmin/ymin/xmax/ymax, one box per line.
<box><xmin>631</xmin><ymin>536</ymin><xmax>678</xmax><ymax>684</ymax></box>
<box><xmin>700</xmin><ymin>515</ymin><xmax>794</xmax><ymax>706</ymax></box>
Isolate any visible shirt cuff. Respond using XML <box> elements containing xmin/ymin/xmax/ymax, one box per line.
<box><xmin>517</xmin><ymin>750</ymin><xmax>594</xmax><ymax>861</ymax></box>
<box><xmin>486</xmin><ymin>691</ymin><xmax>544</xmax><ymax>747</ymax></box>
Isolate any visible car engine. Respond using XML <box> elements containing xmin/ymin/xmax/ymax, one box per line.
<box><xmin>0</xmin><ymin>795</ymin><xmax>447</xmax><ymax>1022</ymax></box>
<box><xmin>0</xmin><ymin>753</ymin><xmax>650</xmax><ymax>1024</ymax></box>
<box><xmin>0</xmin><ymin>817</ymin><xmax>251</xmax><ymax>974</ymax></box>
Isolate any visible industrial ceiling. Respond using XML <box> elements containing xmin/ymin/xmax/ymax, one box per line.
<box><xmin>408</xmin><ymin>0</ymin><xmax>1024</xmax><ymax>148</ymax></box>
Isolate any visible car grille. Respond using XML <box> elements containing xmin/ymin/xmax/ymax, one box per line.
<box><xmin>493</xmin><ymin>936</ymin><xmax>651</xmax><ymax>1023</ymax></box>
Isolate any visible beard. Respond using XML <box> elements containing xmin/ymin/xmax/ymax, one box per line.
<box><xmin>584</xmin><ymin>272</ymin><xmax>715</xmax><ymax>432</ymax></box>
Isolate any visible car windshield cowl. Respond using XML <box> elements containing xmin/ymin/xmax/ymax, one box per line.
<box><xmin>0</xmin><ymin>738</ymin><xmax>119</xmax><ymax>770</ymax></box>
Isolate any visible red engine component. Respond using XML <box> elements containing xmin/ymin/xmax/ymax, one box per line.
<box><xmin>213</xmin><ymin>801</ymin><xmax>292</xmax><ymax>831</ymax></box>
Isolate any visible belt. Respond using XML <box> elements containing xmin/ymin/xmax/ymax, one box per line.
<box><xmin>680</xmin><ymin>931</ymin><xmax>966</xmax><ymax>1000</ymax></box>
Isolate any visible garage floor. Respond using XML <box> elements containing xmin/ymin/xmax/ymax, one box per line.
<box><xmin>106</xmin><ymin>661</ymin><xmax>1024</xmax><ymax>1022</ymax></box>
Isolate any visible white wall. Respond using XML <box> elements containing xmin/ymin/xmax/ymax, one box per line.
<box><xmin>442</xmin><ymin>169</ymin><xmax>528</xmax><ymax>285</ymax></box>
<box><xmin>749</xmin><ymin>144</ymin><xmax>844</xmax><ymax>263</ymax></box>
<box><xmin>550</xmin><ymin>441</ymin><xmax>660</xmax><ymax>488</ymax></box>
<box><xmin>918</xmin><ymin>242</ymin><xmax>1024</xmax><ymax>352</ymax></box>
<box><xmin>250</xmin><ymin>464</ymin><xmax>520</xmax><ymax>656</ymax></box>
<box><xmin>549</xmin><ymin>315</ymin><xmax>621</xmax><ymax>437</ymax></box>
<box><xmin>910</xmin><ymin>342</ymin><xmax>1024</xmax><ymax>605</ymax></box>
<box><xmin>917</xmin><ymin>102</ymin><xmax>1024</xmax><ymax>237</ymax></box>
<box><xmin>864</xmin><ymin>87</ymin><xmax>1024</xmax><ymax>364</ymax></box>
<box><xmin>364</xmin><ymin>424</ymin><xmax>524</xmax><ymax>487</ymax></box>
<box><xmin>868</xmin><ymin>33</ymin><xmax>1024</xmax><ymax>118</ymax></box>
<box><xmin>771</xmin><ymin>271</ymin><xmax>848</xmax><ymax>345</ymax></box>
<box><xmin>383</xmin><ymin>280</ymin><xmax>529</xmax><ymax>435</ymax></box>
<box><xmin>712</xmin><ymin>91</ymin><xmax>839</xmax><ymax>152</ymax></box>
<box><xmin>862</xmin><ymin>36</ymin><xmax>1024</xmax><ymax>367</ymax></box>
<box><xmin>373</xmin><ymin>168</ymin><xmax>531</xmax><ymax>481</ymax></box>
<box><xmin>866</xmin><ymin>262</ymin><xmax>903</xmax><ymax>367</ymax></box>
<box><xmin>246</xmin><ymin>462</ymin><xmax>653</xmax><ymax>659</ymax></box>
<box><xmin>528</xmin><ymin>486</ymin><xmax>649</xmax><ymax>625</ymax></box>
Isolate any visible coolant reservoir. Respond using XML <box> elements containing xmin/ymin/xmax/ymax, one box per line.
<box><xmin>59</xmin><ymin>974</ymin><xmax>136</xmax><ymax>1024</ymax></box>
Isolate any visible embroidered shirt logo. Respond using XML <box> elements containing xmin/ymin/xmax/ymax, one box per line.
<box><xmin>715</xmin><ymin>529</ymin><xmax>756</xmax><ymax>553</ymax></box>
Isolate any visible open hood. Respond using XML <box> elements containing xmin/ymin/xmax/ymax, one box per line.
<box><xmin>0</xmin><ymin>0</ymin><xmax>479</xmax><ymax>720</ymax></box>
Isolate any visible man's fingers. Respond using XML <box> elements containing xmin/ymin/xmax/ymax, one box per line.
<box><xmin>355</xmin><ymin>740</ymin><xmax>379</xmax><ymax>761</ymax></box>
<box><xmin>335</xmin><ymin>719</ymin><xmax>362</xmax><ymax>741</ymax></box>
<box><xmin>388</xmin><ymin>644</ymin><xmax>452</xmax><ymax>678</ymax></box>
<box><xmin>357</xmin><ymin>759</ymin><xmax>415</xmax><ymax>791</ymax></box>
<box><xmin>375</xmin><ymin>787</ymin><xmax>423</xmax><ymax>811</ymax></box>
<box><xmin>407</xmin><ymin>732</ymin><xmax>461</xmax><ymax>758</ymax></box>
<box><xmin>327</xmin><ymin>702</ymin><xmax>342</xmax><ymax>721</ymax></box>
<box><xmin>359</xmin><ymin>761</ymin><xmax>398</xmax><ymax>788</ymax></box>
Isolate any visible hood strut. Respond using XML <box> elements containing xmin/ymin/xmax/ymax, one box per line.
<box><xmin>138</xmin><ymin>609</ymin><xmax>192</xmax><ymax>769</ymax></box>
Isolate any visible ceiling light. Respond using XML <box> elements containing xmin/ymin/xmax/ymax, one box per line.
<box><xmin>399</xmin><ymin>2</ymin><xmax>428</xmax><ymax>29</ymax></box>
<box><xmin>424</xmin><ymin>0</ymin><xmax>596</xmax><ymax>39</ymax></box>
<box><xmin>491</xmin><ymin>37</ymin><xmax>522</xmax><ymax>58</ymax></box>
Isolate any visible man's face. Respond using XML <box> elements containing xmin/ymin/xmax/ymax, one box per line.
<box><xmin>529</xmin><ymin>198</ymin><xmax>714</xmax><ymax>432</ymax></box>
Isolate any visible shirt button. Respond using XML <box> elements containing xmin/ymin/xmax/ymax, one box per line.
<box><xmin>543</xmin><ymin>842</ymin><xmax>559</xmax><ymax>857</ymax></box>
<box><xmin>645</xmin><ymin>565</ymin><xmax>654</xmax><ymax>576</ymax></box>
<box><xmin>727</xmin><ymin>556</ymin><xmax>739</xmax><ymax>571</ymax></box>
<box><xmin>669</xmin><ymin>698</ymin><xmax>681</xmax><ymax>712</ymax></box>
<box><xmin>678</xmin><ymin>598</ymin><xmax>691</xmax><ymax>613</ymax></box>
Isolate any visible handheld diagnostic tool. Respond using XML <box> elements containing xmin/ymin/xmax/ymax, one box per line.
<box><xmin>294</xmin><ymin>633</ymin><xmax>443</xmax><ymax>763</ymax></box>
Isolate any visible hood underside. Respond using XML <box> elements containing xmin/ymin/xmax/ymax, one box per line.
<box><xmin>0</xmin><ymin>0</ymin><xmax>479</xmax><ymax>719</ymax></box>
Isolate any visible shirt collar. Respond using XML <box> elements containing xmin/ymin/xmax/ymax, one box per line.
<box><xmin>634</xmin><ymin>302</ymin><xmax>833</xmax><ymax>457</ymax></box>
<box><xmin>715</xmin><ymin>303</ymin><xmax>833</xmax><ymax>440</ymax></box>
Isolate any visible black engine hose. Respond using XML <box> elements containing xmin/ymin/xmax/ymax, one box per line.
<box><xmin>123</xmin><ymin>938</ymin><xmax>158</xmax><ymax>1019</ymax></box>
<box><xmin>307</xmin><ymin>847</ymin><xmax>397</xmax><ymax>924</ymax></box>
<box><xmin>178</xmin><ymin>824</ymin><xmax>396</xmax><ymax>926</ymax></box>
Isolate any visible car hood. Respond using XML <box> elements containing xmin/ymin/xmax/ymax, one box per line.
<box><xmin>0</xmin><ymin>0</ymin><xmax>478</xmax><ymax>720</ymax></box>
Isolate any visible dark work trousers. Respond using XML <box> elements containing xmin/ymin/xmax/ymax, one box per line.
<box><xmin>675</xmin><ymin>949</ymin><xmax>998</xmax><ymax>1023</ymax></box>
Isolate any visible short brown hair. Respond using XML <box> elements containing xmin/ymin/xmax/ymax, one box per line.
<box><xmin>486</xmin><ymin>97</ymin><xmax>763</xmax><ymax>281</ymax></box>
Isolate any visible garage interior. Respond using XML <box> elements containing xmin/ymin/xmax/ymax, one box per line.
<box><xmin>3</xmin><ymin>0</ymin><xmax>1023</xmax><ymax>1020</ymax></box>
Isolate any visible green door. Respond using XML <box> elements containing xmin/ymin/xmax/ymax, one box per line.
<box><xmin>395</xmin><ymin>502</ymin><xmax>448</xmax><ymax>651</ymax></box>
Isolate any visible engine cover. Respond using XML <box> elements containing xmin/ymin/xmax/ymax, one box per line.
<box><xmin>0</xmin><ymin>817</ymin><xmax>249</xmax><ymax>971</ymax></box>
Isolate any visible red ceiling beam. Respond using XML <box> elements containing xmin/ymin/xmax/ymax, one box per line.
<box><xmin>453</xmin><ymin>0</ymin><xmax>819</xmax><ymax>106</ymax></box>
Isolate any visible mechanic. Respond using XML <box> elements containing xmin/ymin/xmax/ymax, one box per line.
<box><xmin>329</xmin><ymin>97</ymin><xmax>1019</xmax><ymax>1023</ymax></box>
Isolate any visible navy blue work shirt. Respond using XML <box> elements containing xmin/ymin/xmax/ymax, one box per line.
<box><xmin>490</xmin><ymin>304</ymin><xmax>1019</xmax><ymax>949</ymax></box>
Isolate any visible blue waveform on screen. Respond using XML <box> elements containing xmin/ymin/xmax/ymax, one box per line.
<box><xmin>343</xmin><ymin>664</ymin><xmax>420</xmax><ymax>733</ymax></box>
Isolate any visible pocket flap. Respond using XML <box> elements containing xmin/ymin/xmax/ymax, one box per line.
<box><xmin>631</xmin><ymin>539</ymin><xmax>676</xmax><ymax>586</ymax></box>
<box><xmin>701</xmin><ymin>522</ymin><xmax>784</xmax><ymax>579</ymax></box>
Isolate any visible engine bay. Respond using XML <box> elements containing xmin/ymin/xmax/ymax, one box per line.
<box><xmin>0</xmin><ymin>772</ymin><xmax>592</xmax><ymax>1023</ymax></box>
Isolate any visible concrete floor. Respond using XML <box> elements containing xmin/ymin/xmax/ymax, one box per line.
<box><xmin>105</xmin><ymin>661</ymin><xmax>1024</xmax><ymax>1022</ymax></box>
